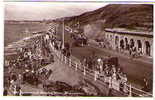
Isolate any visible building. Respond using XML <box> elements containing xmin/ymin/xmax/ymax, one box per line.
<box><xmin>104</xmin><ymin>28</ymin><xmax>153</xmax><ymax>57</ymax></box>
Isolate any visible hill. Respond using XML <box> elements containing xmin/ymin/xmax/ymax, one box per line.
<box><xmin>55</xmin><ymin>4</ymin><xmax>153</xmax><ymax>32</ymax></box>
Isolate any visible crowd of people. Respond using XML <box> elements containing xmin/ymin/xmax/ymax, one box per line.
<box><xmin>4</xmin><ymin>25</ymin><xmax>151</xmax><ymax>96</ymax></box>
<box><xmin>82</xmin><ymin>55</ymin><xmax>128</xmax><ymax>93</ymax></box>
<box><xmin>49</xmin><ymin>30</ymin><xmax>129</xmax><ymax>93</ymax></box>
<box><xmin>71</xmin><ymin>33</ymin><xmax>88</xmax><ymax>47</ymax></box>
<box><xmin>4</xmin><ymin>33</ymin><xmax>55</xmax><ymax>96</ymax></box>
<box><xmin>96</xmin><ymin>38</ymin><xmax>143</xmax><ymax>59</ymax></box>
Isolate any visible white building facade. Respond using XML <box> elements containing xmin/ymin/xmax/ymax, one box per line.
<box><xmin>104</xmin><ymin>28</ymin><xmax>153</xmax><ymax>57</ymax></box>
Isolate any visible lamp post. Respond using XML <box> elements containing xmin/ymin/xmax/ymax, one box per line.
<box><xmin>62</xmin><ymin>19</ymin><xmax>65</xmax><ymax>49</ymax></box>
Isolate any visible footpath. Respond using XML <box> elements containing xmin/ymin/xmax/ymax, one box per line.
<box><xmin>89</xmin><ymin>45</ymin><xmax>153</xmax><ymax>64</ymax></box>
<box><xmin>87</xmin><ymin>45</ymin><xmax>153</xmax><ymax>89</ymax></box>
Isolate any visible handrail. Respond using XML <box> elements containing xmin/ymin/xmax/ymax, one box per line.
<box><xmin>50</xmin><ymin>43</ymin><xmax>152</xmax><ymax>97</ymax></box>
<box><xmin>47</xmin><ymin>25</ymin><xmax>153</xmax><ymax>97</ymax></box>
<box><xmin>130</xmin><ymin>85</ymin><xmax>152</xmax><ymax>96</ymax></box>
<box><xmin>14</xmin><ymin>29</ymin><xmax>151</xmax><ymax>97</ymax></box>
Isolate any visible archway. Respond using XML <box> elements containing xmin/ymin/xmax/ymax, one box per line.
<box><xmin>115</xmin><ymin>36</ymin><xmax>119</xmax><ymax>50</ymax></box>
<box><xmin>120</xmin><ymin>39</ymin><xmax>124</xmax><ymax>49</ymax></box>
<box><xmin>145</xmin><ymin>41</ymin><xmax>151</xmax><ymax>56</ymax></box>
<box><xmin>110</xmin><ymin>35</ymin><xmax>113</xmax><ymax>40</ymax></box>
<box><xmin>130</xmin><ymin>39</ymin><xmax>135</xmax><ymax>48</ymax></box>
<box><xmin>137</xmin><ymin>40</ymin><xmax>142</xmax><ymax>55</ymax></box>
<box><xmin>137</xmin><ymin>40</ymin><xmax>142</xmax><ymax>49</ymax></box>
<box><xmin>125</xmin><ymin>37</ymin><xmax>129</xmax><ymax>50</ymax></box>
<box><xmin>115</xmin><ymin>36</ymin><xmax>119</xmax><ymax>45</ymax></box>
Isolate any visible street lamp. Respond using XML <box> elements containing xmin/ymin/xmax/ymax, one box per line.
<box><xmin>62</xmin><ymin>19</ymin><xmax>65</xmax><ymax>49</ymax></box>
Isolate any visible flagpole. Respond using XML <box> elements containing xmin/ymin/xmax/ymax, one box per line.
<box><xmin>78</xmin><ymin>21</ymin><xmax>79</xmax><ymax>29</ymax></box>
<box><xmin>62</xmin><ymin>19</ymin><xmax>65</xmax><ymax>49</ymax></box>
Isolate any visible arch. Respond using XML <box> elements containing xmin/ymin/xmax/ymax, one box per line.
<box><xmin>120</xmin><ymin>39</ymin><xmax>124</xmax><ymax>49</ymax></box>
<box><xmin>110</xmin><ymin>35</ymin><xmax>113</xmax><ymax>40</ymax></box>
<box><xmin>130</xmin><ymin>38</ymin><xmax>135</xmax><ymax>48</ymax></box>
<box><xmin>125</xmin><ymin>37</ymin><xmax>128</xmax><ymax>44</ymax></box>
<box><xmin>137</xmin><ymin>40</ymin><xmax>142</xmax><ymax>49</ymax></box>
<box><xmin>137</xmin><ymin>40</ymin><xmax>143</xmax><ymax>55</ymax></box>
<box><xmin>115</xmin><ymin>36</ymin><xmax>119</xmax><ymax>45</ymax></box>
<box><xmin>115</xmin><ymin>36</ymin><xmax>119</xmax><ymax>50</ymax></box>
<box><xmin>107</xmin><ymin>34</ymin><xmax>109</xmax><ymax>39</ymax></box>
<box><xmin>125</xmin><ymin>37</ymin><xmax>129</xmax><ymax>50</ymax></box>
<box><xmin>145</xmin><ymin>41</ymin><xmax>151</xmax><ymax>56</ymax></box>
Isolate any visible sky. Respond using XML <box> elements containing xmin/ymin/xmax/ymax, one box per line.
<box><xmin>5</xmin><ymin>2</ymin><xmax>108</xmax><ymax>20</ymax></box>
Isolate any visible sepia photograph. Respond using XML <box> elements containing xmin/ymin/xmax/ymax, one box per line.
<box><xmin>3</xmin><ymin>2</ymin><xmax>153</xmax><ymax>97</ymax></box>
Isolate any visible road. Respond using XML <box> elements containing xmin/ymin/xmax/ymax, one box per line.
<box><xmin>70</xmin><ymin>45</ymin><xmax>153</xmax><ymax>89</ymax></box>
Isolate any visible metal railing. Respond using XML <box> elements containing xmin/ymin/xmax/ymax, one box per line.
<box><xmin>50</xmin><ymin>43</ymin><xmax>152</xmax><ymax>97</ymax></box>
<box><xmin>5</xmin><ymin>32</ymin><xmax>152</xmax><ymax>97</ymax></box>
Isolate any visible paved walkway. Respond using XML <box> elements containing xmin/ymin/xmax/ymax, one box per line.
<box><xmin>90</xmin><ymin>45</ymin><xmax>153</xmax><ymax>64</ymax></box>
<box><xmin>71</xmin><ymin>45</ymin><xmax>153</xmax><ymax>90</ymax></box>
<box><xmin>40</xmin><ymin>55</ymin><xmax>82</xmax><ymax>86</ymax></box>
<box><xmin>88</xmin><ymin>45</ymin><xmax>153</xmax><ymax>89</ymax></box>
<box><xmin>8</xmin><ymin>46</ymin><xmax>152</xmax><ymax>96</ymax></box>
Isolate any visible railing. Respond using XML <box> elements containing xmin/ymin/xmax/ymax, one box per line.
<box><xmin>5</xmin><ymin>31</ymin><xmax>152</xmax><ymax>97</ymax></box>
<box><xmin>48</xmin><ymin>24</ymin><xmax>152</xmax><ymax>97</ymax></box>
<box><xmin>50</xmin><ymin>42</ymin><xmax>152</xmax><ymax>97</ymax></box>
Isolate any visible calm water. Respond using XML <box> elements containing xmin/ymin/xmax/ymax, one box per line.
<box><xmin>4</xmin><ymin>22</ymin><xmax>48</xmax><ymax>47</ymax></box>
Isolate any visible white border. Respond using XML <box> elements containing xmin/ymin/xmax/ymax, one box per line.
<box><xmin>0</xmin><ymin>1</ymin><xmax>154</xmax><ymax>100</ymax></box>
<box><xmin>0</xmin><ymin>0</ymin><xmax>4</xmax><ymax>97</ymax></box>
<box><xmin>3</xmin><ymin>0</ymin><xmax>155</xmax><ymax>2</ymax></box>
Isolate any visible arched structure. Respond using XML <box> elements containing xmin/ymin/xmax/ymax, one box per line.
<box><xmin>145</xmin><ymin>41</ymin><xmax>151</xmax><ymax>56</ymax></box>
<box><xmin>104</xmin><ymin>28</ymin><xmax>153</xmax><ymax>57</ymax></box>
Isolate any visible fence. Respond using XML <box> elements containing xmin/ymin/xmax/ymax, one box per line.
<box><xmin>50</xmin><ymin>42</ymin><xmax>152</xmax><ymax>97</ymax></box>
<box><xmin>5</xmin><ymin>32</ymin><xmax>152</xmax><ymax>97</ymax></box>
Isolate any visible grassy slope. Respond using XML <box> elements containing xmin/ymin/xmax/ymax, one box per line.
<box><xmin>62</xmin><ymin>4</ymin><xmax>153</xmax><ymax>32</ymax></box>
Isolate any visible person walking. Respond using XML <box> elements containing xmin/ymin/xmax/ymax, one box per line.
<box><xmin>142</xmin><ymin>78</ymin><xmax>149</xmax><ymax>92</ymax></box>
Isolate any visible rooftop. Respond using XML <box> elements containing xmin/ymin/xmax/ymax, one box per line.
<box><xmin>105</xmin><ymin>28</ymin><xmax>153</xmax><ymax>37</ymax></box>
